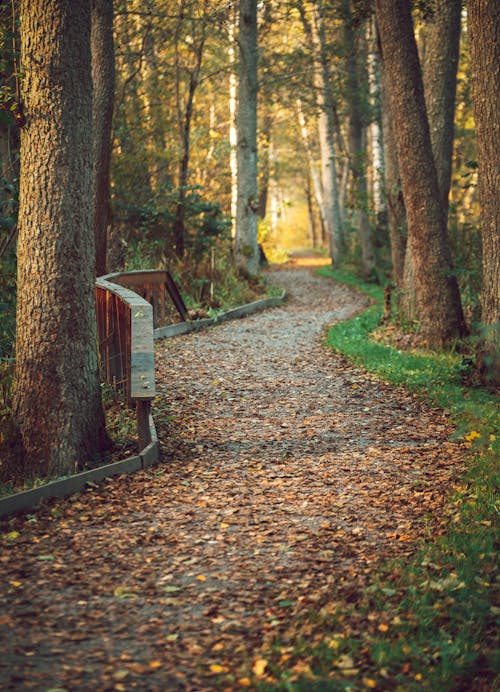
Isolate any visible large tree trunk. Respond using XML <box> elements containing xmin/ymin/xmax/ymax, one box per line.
<box><xmin>421</xmin><ymin>0</ymin><xmax>462</xmax><ymax>217</ymax></box>
<box><xmin>343</xmin><ymin>0</ymin><xmax>375</xmax><ymax>279</ymax></box>
<box><xmin>467</xmin><ymin>0</ymin><xmax>500</xmax><ymax>385</ymax></box>
<box><xmin>14</xmin><ymin>0</ymin><xmax>109</xmax><ymax>479</ymax></box>
<box><xmin>91</xmin><ymin>0</ymin><xmax>115</xmax><ymax>277</ymax></box>
<box><xmin>234</xmin><ymin>0</ymin><xmax>259</xmax><ymax>276</ymax></box>
<box><xmin>375</xmin><ymin>0</ymin><xmax>466</xmax><ymax>347</ymax></box>
<box><xmin>378</xmin><ymin>39</ymin><xmax>407</xmax><ymax>292</ymax></box>
<box><xmin>399</xmin><ymin>1</ymin><xmax>461</xmax><ymax>319</ymax></box>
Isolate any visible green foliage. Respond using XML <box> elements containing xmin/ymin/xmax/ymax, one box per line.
<box><xmin>319</xmin><ymin>268</ymin><xmax>498</xmax><ymax>439</ymax></box>
<box><xmin>113</xmin><ymin>180</ymin><xmax>231</xmax><ymax>270</ymax></box>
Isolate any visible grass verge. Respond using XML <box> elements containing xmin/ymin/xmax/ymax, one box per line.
<box><xmin>258</xmin><ymin>267</ymin><xmax>498</xmax><ymax>692</ymax></box>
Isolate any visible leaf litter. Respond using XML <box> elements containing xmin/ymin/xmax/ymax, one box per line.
<box><xmin>0</xmin><ymin>264</ymin><xmax>468</xmax><ymax>690</ymax></box>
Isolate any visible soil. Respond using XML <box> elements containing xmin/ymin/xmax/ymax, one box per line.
<box><xmin>0</xmin><ymin>262</ymin><xmax>467</xmax><ymax>690</ymax></box>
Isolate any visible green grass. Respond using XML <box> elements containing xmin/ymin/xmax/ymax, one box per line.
<box><xmin>260</xmin><ymin>267</ymin><xmax>499</xmax><ymax>692</ymax></box>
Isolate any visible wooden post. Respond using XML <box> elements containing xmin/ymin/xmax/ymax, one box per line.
<box><xmin>136</xmin><ymin>399</ymin><xmax>152</xmax><ymax>451</ymax></box>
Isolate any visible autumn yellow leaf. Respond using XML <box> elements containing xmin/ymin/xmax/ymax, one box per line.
<box><xmin>209</xmin><ymin>663</ymin><xmax>229</xmax><ymax>674</ymax></box>
<box><xmin>5</xmin><ymin>531</ymin><xmax>20</xmax><ymax>541</ymax></box>
<box><xmin>252</xmin><ymin>658</ymin><xmax>268</xmax><ymax>676</ymax></box>
<box><xmin>149</xmin><ymin>660</ymin><xmax>162</xmax><ymax>669</ymax></box>
<box><xmin>363</xmin><ymin>678</ymin><xmax>377</xmax><ymax>689</ymax></box>
<box><xmin>238</xmin><ymin>677</ymin><xmax>251</xmax><ymax>687</ymax></box>
<box><xmin>378</xmin><ymin>623</ymin><xmax>389</xmax><ymax>632</ymax></box>
<box><xmin>196</xmin><ymin>574</ymin><xmax>206</xmax><ymax>581</ymax></box>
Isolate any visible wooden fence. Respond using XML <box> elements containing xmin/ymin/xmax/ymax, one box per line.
<box><xmin>95</xmin><ymin>276</ymin><xmax>156</xmax><ymax>450</ymax></box>
<box><xmin>95</xmin><ymin>270</ymin><xmax>187</xmax><ymax>449</ymax></box>
<box><xmin>102</xmin><ymin>269</ymin><xmax>188</xmax><ymax>327</ymax></box>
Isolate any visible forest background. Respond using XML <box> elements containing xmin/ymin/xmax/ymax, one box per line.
<box><xmin>0</xmin><ymin>0</ymin><xmax>498</xmax><ymax>481</ymax></box>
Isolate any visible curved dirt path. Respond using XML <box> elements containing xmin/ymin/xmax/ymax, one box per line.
<box><xmin>0</xmin><ymin>266</ymin><xmax>465</xmax><ymax>690</ymax></box>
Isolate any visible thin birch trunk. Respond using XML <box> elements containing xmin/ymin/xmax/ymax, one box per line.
<box><xmin>310</xmin><ymin>2</ymin><xmax>342</xmax><ymax>263</ymax></box>
<box><xmin>234</xmin><ymin>0</ymin><xmax>259</xmax><ymax>276</ymax></box>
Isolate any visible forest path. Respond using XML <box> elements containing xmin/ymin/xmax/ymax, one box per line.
<box><xmin>0</xmin><ymin>263</ymin><xmax>466</xmax><ymax>690</ymax></box>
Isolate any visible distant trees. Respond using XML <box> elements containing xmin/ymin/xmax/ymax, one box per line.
<box><xmin>13</xmin><ymin>0</ymin><xmax>109</xmax><ymax>477</ymax></box>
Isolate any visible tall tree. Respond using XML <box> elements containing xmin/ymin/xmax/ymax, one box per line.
<box><xmin>342</xmin><ymin>0</ymin><xmax>375</xmax><ymax>279</ymax></box>
<box><xmin>172</xmin><ymin>0</ymin><xmax>209</xmax><ymax>258</ymax></box>
<box><xmin>398</xmin><ymin>0</ymin><xmax>461</xmax><ymax>319</ymax></box>
<box><xmin>234</xmin><ymin>0</ymin><xmax>259</xmax><ymax>276</ymax></box>
<box><xmin>14</xmin><ymin>0</ymin><xmax>109</xmax><ymax>478</ymax></box>
<box><xmin>366</xmin><ymin>16</ymin><xmax>384</xmax><ymax>220</ymax></box>
<box><xmin>379</xmin><ymin>51</ymin><xmax>406</xmax><ymax>291</ymax></box>
<box><xmin>309</xmin><ymin>0</ymin><xmax>343</xmax><ymax>263</ymax></box>
<box><xmin>91</xmin><ymin>0</ymin><xmax>115</xmax><ymax>276</ymax></box>
<box><xmin>421</xmin><ymin>0</ymin><xmax>462</xmax><ymax>217</ymax></box>
<box><xmin>467</xmin><ymin>0</ymin><xmax>500</xmax><ymax>384</ymax></box>
<box><xmin>375</xmin><ymin>0</ymin><xmax>466</xmax><ymax>347</ymax></box>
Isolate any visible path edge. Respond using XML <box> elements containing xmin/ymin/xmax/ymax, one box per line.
<box><xmin>0</xmin><ymin>290</ymin><xmax>286</xmax><ymax>519</ymax></box>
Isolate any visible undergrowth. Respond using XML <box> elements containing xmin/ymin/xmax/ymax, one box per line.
<box><xmin>261</xmin><ymin>267</ymin><xmax>499</xmax><ymax>691</ymax></box>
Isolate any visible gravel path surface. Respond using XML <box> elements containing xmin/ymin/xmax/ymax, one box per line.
<box><xmin>0</xmin><ymin>265</ymin><xmax>466</xmax><ymax>690</ymax></box>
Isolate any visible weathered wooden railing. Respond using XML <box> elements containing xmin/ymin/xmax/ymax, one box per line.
<box><xmin>95</xmin><ymin>275</ymin><xmax>157</xmax><ymax>450</ymax></box>
<box><xmin>102</xmin><ymin>269</ymin><xmax>188</xmax><ymax>327</ymax></box>
<box><xmin>95</xmin><ymin>270</ymin><xmax>188</xmax><ymax>450</ymax></box>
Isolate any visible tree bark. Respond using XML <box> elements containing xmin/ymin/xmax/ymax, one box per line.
<box><xmin>467</xmin><ymin>0</ymin><xmax>500</xmax><ymax>384</ymax></box>
<box><xmin>173</xmin><ymin>0</ymin><xmax>207</xmax><ymax>259</ymax></box>
<box><xmin>343</xmin><ymin>0</ymin><xmax>375</xmax><ymax>279</ymax></box>
<box><xmin>258</xmin><ymin>111</ymin><xmax>272</xmax><ymax>220</ymax></box>
<box><xmin>140</xmin><ymin>2</ymin><xmax>168</xmax><ymax>191</ymax></box>
<box><xmin>421</xmin><ymin>0</ymin><xmax>462</xmax><ymax>217</ymax></box>
<box><xmin>91</xmin><ymin>0</ymin><xmax>115</xmax><ymax>277</ymax></box>
<box><xmin>297</xmin><ymin>98</ymin><xmax>327</xmax><ymax>239</ymax></box>
<box><xmin>375</xmin><ymin>0</ymin><xmax>466</xmax><ymax>347</ymax></box>
<box><xmin>378</xmin><ymin>36</ymin><xmax>407</xmax><ymax>292</ymax></box>
<box><xmin>14</xmin><ymin>0</ymin><xmax>109</xmax><ymax>478</ymax></box>
<box><xmin>310</xmin><ymin>1</ymin><xmax>343</xmax><ymax>263</ymax></box>
<box><xmin>367</xmin><ymin>17</ymin><xmax>384</xmax><ymax>220</ymax></box>
<box><xmin>234</xmin><ymin>0</ymin><xmax>259</xmax><ymax>276</ymax></box>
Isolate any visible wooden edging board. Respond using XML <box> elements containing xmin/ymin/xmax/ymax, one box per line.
<box><xmin>0</xmin><ymin>404</ymin><xmax>159</xmax><ymax>519</ymax></box>
<box><xmin>154</xmin><ymin>291</ymin><xmax>286</xmax><ymax>340</ymax></box>
<box><xmin>0</xmin><ymin>290</ymin><xmax>285</xmax><ymax>519</ymax></box>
